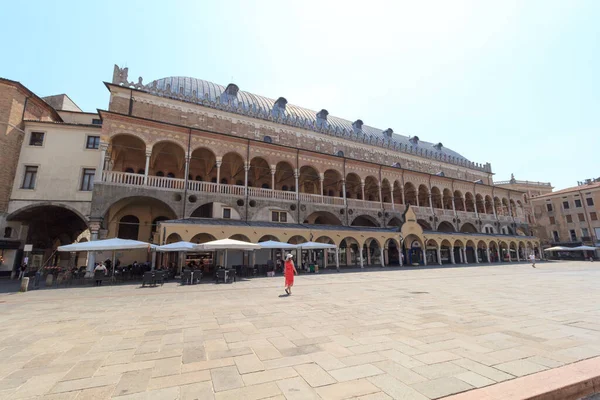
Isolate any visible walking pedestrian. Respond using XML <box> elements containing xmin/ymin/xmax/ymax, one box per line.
<box><xmin>529</xmin><ymin>253</ymin><xmax>536</xmax><ymax>268</ymax></box>
<box><xmin>94</xmin><ymin>262</ymin><xmax>107</xmax><ymax>286</ymax></box>
<box><xmin>284</xmin><ymin>253</ymin><xmax>297</xmax><ymax>295</ymax></box>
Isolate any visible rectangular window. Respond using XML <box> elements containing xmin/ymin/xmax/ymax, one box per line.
<box><xmin>587</xmin><ymin>198</ymin><xmax>595</xmax><ymax>206</ymax></box>
<box><xmin>578</xmin><ymin>213</ymin><xmax>585</xmax><ymax>222</ymax></box>
<box><xmin>222</xmin><ymin>208</ymin><xmax>231</xmax><ymax>219</ymax></box>
<box><xmin>86</xmin><ymin>135</ymin><xmax>100</xmax><ymax>149</ymax></box>
<box><xmin>80</xmin><ymin>168</ymin><xmax>95</xmax><ymax>191</ymax></box>
<box><xmin>591</xmin><ymin>212</ymin><xmax>598</xmax><ymax>221</ymax></box>
<box><xmin>575</xmin><ymin>199</ymin><xmax>582</xmax><ymax>208</ymax></box>
<box><xmin>553</xmin><ymin>231</ymin><xmax>560</xmax><ymax>242</ymax></box>
<box><xmin>549</xmin><ymin>216</ymin><xmax>556</xmax><ymax>225</ymax></box>
<box><xmin>546</xmin><ymin>203</ymin><xmax>553</xmax><ymax>212</ymax></box>
<box><xmin>563</xmin><ymin>201</ymin><xmax>570</xmax><ymax>210</ymax></box>
<box><xmin>566</xmin><ymin>215</ymin><xmax>573</xmax><ymax>223</ymax></box>
<box><xmin>21</xmin><ymin>166</ymin><xmax>38</xmax><ymax>189</ymax></box>
<box><xmin>271</xmin><ymin>211</ymin><xmax>287</xmax><ymax>222</ymax></box>
<box><xmin>582</xmin><ymin>228</ymin><xmax>589</xmax><ymax>238</ymax></box>
<box><xmin>570</xmin><ymin>229</ymin><xmax>577</xmax><ymax>242</ymax></box>
<box><xmin>91</xmin><ymin>118</ymin><xmax>102</xmax><ymax>125</ymax></box>
<box><xmin>29</xmin><ymin>132</ymin><xmax>44</xmax><ymax>146</ymax></box>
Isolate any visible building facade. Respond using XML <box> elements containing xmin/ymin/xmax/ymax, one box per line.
<box><xmin>0</xmin><ymin>66</ymin><xmax>543</xmax><ymax>274</ymax></box>
<box><xmin>531</xmin><ymin>180</ymin><xmax>600</xmax><ymax>249</ymax></box>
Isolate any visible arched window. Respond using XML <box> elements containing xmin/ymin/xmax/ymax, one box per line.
<box><xmin>157</xmin><ymin>171</ymin><xmax>165</xmax><ymax>177</ymax></box>
<box><xmin>188</xmin><ymin>174</ymin><xmax>192</xmax><ymax>180</ymax></box>
<box><xmin>125</xmin><ymin>168</ymin><xmax>134</xmax><ymax>173</ymax></box>
<box><xmin>220</xmin><ymin>178</ymin><xmax>228</xmax><ymax>184</ymax></box>
<box><xmin>328</xmin><ymin>190</ymin><xmax>334</xmax><ymax>197</ymax></box>
<box><xmin>336</xmin><ymin>150</ymin><xmax>344</xmax><ymax>157</ymax></box>
<box><xmin>211</xmin><ymin>177</ymin><xmax>217</xmax><ymax>183</ymax></box>
<box><xmin>118</xmin><ymin>215</ymin><xmax>140</xmax><ymax>240</ymax></box>
<box><xmin>261</xmin><ymin>183</ymin><xmax>270</xmax><ymax>189</ymax></box>
<box><xmin>151</xmin><ymin>216</ymin><xmax>170</xmax><ymax>234</ymax></box>
<box><xmin>195</xmin><ymin>175</ymin><xmax>203</xmax><ymax>181</ymax></box>
<box><xmin>236</xmin><ymin>180</ymin><xmax>244</xmax><ymax>186</ymax></box>
<box><xmin>4</xmin><ymin>227</ymin><xmax>12</xmax><ymax>238</ymax></box>
<box><xmin>167</xmin><ymin>172</ymin><xmax>175</xmax><ymax>178</ymax></box>
<box><xmin>263</xmin><ymin>136</ymin><xmax>273</xmax><ymax>144</ymax></box>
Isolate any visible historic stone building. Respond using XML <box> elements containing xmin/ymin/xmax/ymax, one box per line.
<box><xmin>0</xmin><ymin>66</ymin><xmax>543</xmax><ymax>274</ymax></box>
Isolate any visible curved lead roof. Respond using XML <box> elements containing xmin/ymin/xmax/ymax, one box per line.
<box><xmin>147</xmin><ymin>76</ymin><xmax>470</xmax><ymax>162</ymax></box>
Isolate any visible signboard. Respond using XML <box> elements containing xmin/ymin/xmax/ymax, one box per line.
<box><xmin>24</xmin><ymin>244</ymin><xmax>33</xmax><ymax>252</ymax></box>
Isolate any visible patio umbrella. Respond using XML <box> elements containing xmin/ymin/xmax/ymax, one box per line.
<box><xmin>198</xmin><ymin>238</ymin><xmax>261</xmax><ymax>268</ymax></box>
<box><xmin>156</xmin><ymin>241</ymin><xmax>203</xmax><ymax>252</ymax></box>
<box><xmin>257</xmin><ymin>240</ymin><xmax>299</xmax><ymax>249</ymax></box>
<box><xmin>297</xmin><ymin>241</ymin><xmax>337</xmax><ymax>249</ymax></box>
<box><xmin>58</xmin><ymin>238</ymin><xmax>156</xmax><ymax>277</ymax></box>
<box><xmin>543</xmin><ymin>246</ymin><xmax>570</xmax><ymax>252</ymax></box>
<box><xmin>571</xmin><ymin>245</ymin><xmax>598</xmax><ymax>251</ymax></box>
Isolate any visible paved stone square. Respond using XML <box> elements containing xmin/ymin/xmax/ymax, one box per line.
<box><xmin>1</xmin><ymin>261</ymin><xmax>600</xmax><ymax>399</ymax></box>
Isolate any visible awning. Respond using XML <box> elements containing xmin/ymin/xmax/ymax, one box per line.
<box><xmin>58</xmin><ymin>238</ymin><xmax>156</xmax><ymax>252</ymax></box>
<box><xmin>198</xmin><ymin>238</ymin><xmax>261</xmax><ymax>251</ymax></box>
<box><xmin>156</xmin><ymin>241</ymin><xmax>203</xmax><ymax>252</ymax></box>
<box><xmin>257</xmin><ymin>240</ymin><xmax>299</xmax><ymax>249</ymax></box>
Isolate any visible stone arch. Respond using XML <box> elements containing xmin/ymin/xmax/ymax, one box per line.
<box><xmin>299</xmin><ymin>165</ymin><xmax>320</xmax><ymax>194</ymax></box>
<box><xmin>393</xmin><ymin>180</ymin><xmax>403</xmax><ymax>204</ymax></box>
<box><xmin>258</xmin><ymin>234</ymin><xmax>281</xmax><ymax>242</ymax></box>
<box><xmin>109</xmin><ymin>134</ymin><xmax>147</xmax><ymax>173</ymax></box>
<box><xmin>477</xmin><ymin>240</ymin><xmax>488</xmax><ymax>262</ymax></box>
<box><xmin>417</xmin><ymin>219</ymin><xmax>432</xmax><ymax>230</ymax></box>
<box><xmin>465</xmin><ymin>192</ymin><xmax>475</xmax><ymax>212</ymax></box>
<box><xmin>475</xmin><ymin>194</ymin><xmax>485</xmax><ymax>214</ymax></box>
<box><xmin>431</xmin><ymin>186</ymin><xmax>443</xmax><ymax>209</ymax></box>
<box><xmin>345</xmin><ymin>173</ymin><xmax>362</xmax><ymax>199</ymax></box>
<box><xmin>220</xmin><ymin>152</ymin><xmax>245</xmax><ymax>185</ymax></box>
<box><xmin>190</xmin><ymin>201</ymin><xmax>241</xmax><ymax>219</ymax></box>
<box><xmin>465</xmin><ymin>239</ymin><xmax>477</xmax><ymax>262</ymax></box>
<box><xmin>288</xmin><ymin>235</ymin><xmax>307</xmax><ymax>245</ymax></box>
<box><xmin>275</xmin><ymin>161</ymin><xmax>295</xmax><ymax>191</ymax></box>
<box><xmin>460</xmin><ymin>222</ymin><xmax>478</xmax><ymax>233</ymax></box>
<box><xmin>501</xmin><ymin>198</ymin><xmax>510</xmax><ymax>216</ymax></box>
<box><xmin>388</xmin><ymin>216</ymin><xmax>403</xmax><ymax>227</ymax></box>
<box><xmin>509</xmin><ymin>199</ymin><xmax>517</xmax><ymax>217</ymax></box>
<box><xmin>488</xmin><ymin>240</ymin><xmax>500</xmax><ymax>262</ymax></box>
<box><xmin>381</xmin><ymin>179</ymin><xmax>392</xmax><ymax>203</ymax></box>
<box><xmin>189</xmin><ymin>147</ymin><xmax>216</xmax><ymax>182</ymax></box>
<box><xmin>418</xmin><ymin>185</ymin><xmax>429</xmax><ymax>207</ymax></box>
<box><xmin>364</xmin><ymin>176</ymin><xmax>380</xmax><ymax>202</ymax></box>
<box><xmin>363</xmin><ymin>237</ymin><xmax>382</xmax><ymax>266</ymax></box>
<box><xmin>499</xmin><ymin>240</ymin><xmax>510</xmax><ymax>261</ymax></box>
<box><xmin>306</xmin><ymin>211</ymin><xmax>342</xmax><ymax>225</ymax></box>
<box><xmin>454</xmin><ymin>190</ymin><xmax>465</xmax><ymax>211</ymax></box>
<box><xmin>166</xmin><ymin>232</ymin><xmax>182</xmax><ymax>244</ymax></box>
<box><xmin>404</xmin><ymin>234</ymin><xmax>424</xmax><ymax>265</ymax></box>
<box><xmin>404</xmin><ymin>182</ymin><xmax>417</xmax><ymax>206</ymax></box>
<box><xmin>150</xmin><ymin>140</ymin><xmax>186</xmax><ymax>179</ymax></box>
<box><xmin>117</xmin><ymin>215</ymin><xmax>139</xmax><ymax>240</ymax></box>
<box><xmin>493</xmin><ymin>197</ymin><xmax>503</xmax><ymax>215</ymax></box>
<box><xmin>440</xmin><ymin>239</ymin><xmax>453</xmax><ymax>264</ymax></box>
<box><xmin>190</xmin><ymin>232</ymin><xmax>217</xmax><ymax>244</ymax></box>
<box><xmin>339</xmin><ymin>237</ymin><xmax>361</xmax><ymax>267</ymax></box>
<box><xmin>485</xmin><ymin>195</ymin><xmax>494</xmax><ymax>214</ymax></box>
<box><xmin>437</xmin><ymin>221</ymin><xmax>455</xmax><ymax>232</ymax></box>
<box><xmin>443</xmin><ymin>188</ymin><xmax>453</xmax><ymax>210</ymax></box>
<box><xmin>230</xmin><ymin>234</ymin><xmax>251</xmax><ymax>242</ymax></box>
<box><xmin>351</xmin><ymin>215</ymin><xmax>380</xmax><ymax>227</ymax></box>
<box><xmin>248</xmin><ymin>156</ymin><xmax>271</xmax><ymax>188</ymax></box>
<box><xmin>323</xmin><ymin>169</ymin><xmax>343</xmax><ymax>197</ymax></box>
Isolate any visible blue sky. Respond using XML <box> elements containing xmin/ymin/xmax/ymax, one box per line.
<box><xmin>2</xmin><ymin>0</ymin><xmax>598</xmax><ymax>190</ymax></box>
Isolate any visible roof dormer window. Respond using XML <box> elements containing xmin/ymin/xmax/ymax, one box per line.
<box><xmin>316</xmin><ymin>109</ymin><xmax>329</xmax><ymax>129</ymax></box>
<box><xmin>383</xmin><ymin>128</ymin><xmax>393</xmax><ymax>138</ymax></box>
<box><xmin>409</xmin><ymin>136</ymin><xmax>419</xmax><ymax>145</ymax></box>
<box><xmin>435</xmin><ymin>171</ymin><xmax>445</xmax><ymax>177</ymax></box>
<box><xmin>272</xmin><ymin>97</ymin><xmax>287</xmax><ymax>119</ymax></box>
<box><xmin>433</xmin><ymin>142</ymin><xmax>443</xmax><ymax>151</ymax></box>
<box><xmin>221</xmin><ymin>83</ymin><xmax>240</xmax><ymax>104</ymax></box>
<box><xmin>352</xmin><ymin>119</ymin><xmax>363</xmax><ymax>134</ymax></box>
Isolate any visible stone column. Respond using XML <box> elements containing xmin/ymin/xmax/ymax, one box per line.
<box><xmin>463</xmin><ymin>247</ymin><xmax>468</xmax><ymax>264</ymax></box>
<box><xmin>390</xmin><ymin>188</ymin><xmax>395</xmax><ymax>210</ymax></box>
<box><xmin>86</xmin><ymin>222</ymin><xmax>101</xmax><ymax>276</ymax></box>
<box><xmin>342</xmin><ymin>180</ymin><xmax>347</xmax><ymax>206</ymax></box>
<box><xmin>184</xmin><ymin>154</ymin><xmax>190</xmax><ymax>189</ymax></box>
<box><xmin>476</xmin><ymin>249</ymin><xmax>480</xmax><ymax>263</ymax></box>
<box><xmin>422</xmin><ymin>248</ymin><xmax>427</xmax><ymax>266</ymax></box>
<box><xmin>335</xmin><ymin>248</ymin><xmax>340</xmax><ymax>271</ymax></box>
<box><xmin>95</xmin><ymin>142</ymin><xmax>108</xmax><ymax>183</ymax></box>
<box><xmin>216</xmin><ymin>158</ymin><xmax>222</xmax><ymax>189</ymax></box>
<box><xmin>400</xmin><ymin>187</ymin><xmax>405</xmax><ymax>206</ymax></box>
<box><xmin>429</xmin><ymin>194</ymin><xmax>433</xmax><ymax>213</ymax></box>
<box><xmin>361</xmin><ymin>181</ymin><xmax>366</xmax><ymax>201</ymax></box>
<box><xmin>450</xmin><ymin>247</ymin><xmax>456</xmax><ymax>264</ymax></box>
<box><xmin>144</xmin><ymin>150</ymin><xmax>151</xmax><ymax>185</ymax></box>
<box><xmin>398</xmin><ymin>245</ymin><xmax>403</xmax><ymax>267</ymax></box>
<box><xmin>366</xmin><ymin>246</ymin><xmax>371</xmax><ymax>266</ymax></box>
<box><xmin>416</xmin><ymin>193</ymin><xmax>420</xmax><ymax>207</ymax></box>
<box><xmin>507</xmin><ymin>249</ymin><xmax>512</xmax><ymax>262</ymax></box>
<box><xmin>380</xmin><ymin>247</ymin><xmax>385</xmax><ymax>267</ymax></box>
<box><xmin>294</xmin><ymin>170</ymin><xmax>299</xmax><ymax>200</ymax></box>
<box><xmin>359</xmin><ymin>247</ymin><xmax>364</xmax><ymax>268</ymax></box>
<box><xmin>319</xmin><ymin>173</ymin><xmax>324</xmax><ymax>200</ymax></box>
<box><xmin>486</xmin><ymin>247</ymin><xmax>491</xmax><ymax>263</ymax></box>
<box><xmin>452</xmin><ymin>197</ymin><xmax>456</xmax><ymax>215</ymax></box>
<box><xmin>271</xmin><ymin>166</ymin><xmax>276</xmax><ymax>197</ymax></box>
<box><xmin>378</xmin><ymin>183</ymin><xmax>383</xmax><ymax>207</ymax></box>
<box><xmin>516</xmin><ymin>249</ymin><xmax>520</xmax><ymax>262</ymax></box>
<box><xmin>458</xmin><ymin>247</ymin><xmax>463</xmax><ymax>263</ymax></box>
<box><xmin>437</xmin><ymin>247</ymin><xmax>442</xmax><ymax>265</ymax></box>
<box><xmin>244</xmin><ymin>163</ymin><xmax>249</xmax><ymax>195</ymax></box>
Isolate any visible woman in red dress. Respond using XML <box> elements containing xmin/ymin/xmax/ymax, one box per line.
<box><xmin>284</xmin><ymin>254</ymin><xmax>298</xmax><ymax>295</ymax></box>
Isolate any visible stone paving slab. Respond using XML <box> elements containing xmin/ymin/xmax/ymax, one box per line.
<box><xmin>1</xmin><ymin>261</ymin><xmax>600</xmax><ymax>399</ymax></box>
